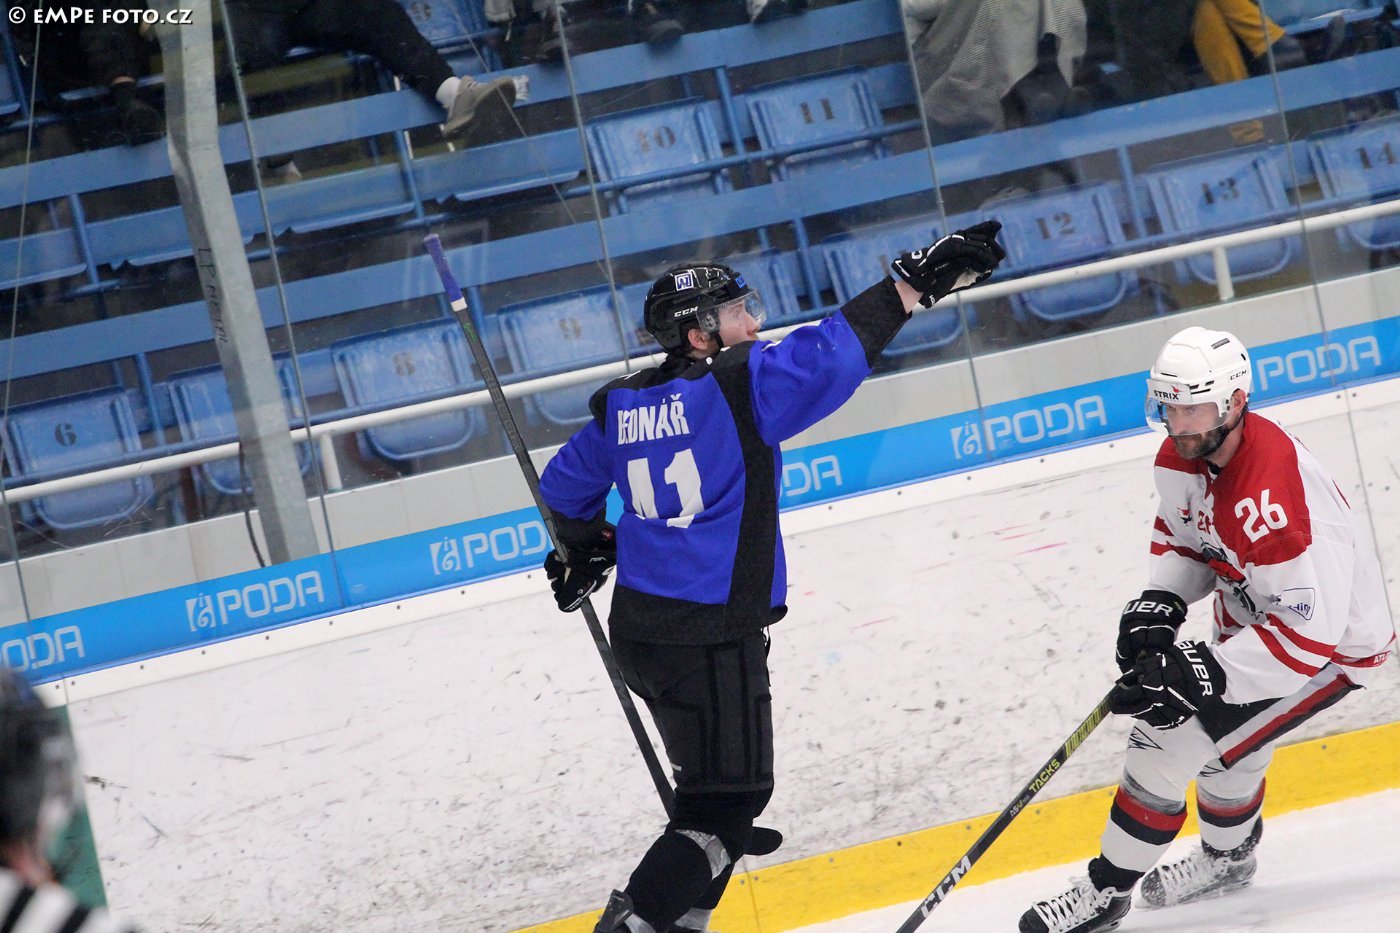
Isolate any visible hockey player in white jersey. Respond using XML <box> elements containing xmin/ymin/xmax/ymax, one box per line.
<box><xmin>1020</xmin><ymin>326</ymin><xmax>1395</xmax><ymax>933</ymax></box>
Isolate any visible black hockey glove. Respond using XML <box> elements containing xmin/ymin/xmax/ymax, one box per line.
<box><xmin>1115</xmin><ymin>589</ymin><xmax>1188</xmax><ymax>674</ymax></box>
<box><xmin>890</xmin><ymin>220</ymin><xmax>1006</xmax><ymax>308</ymax></box>
<box><xmin>543</xmin><ymin>523</ymin><xmax>617</xmax><ymax>613</ymax></box>
<box><xmin>1109</xmin><ymin>640</ymin><xmax>1226</xmax><ymax>730</ymax></box>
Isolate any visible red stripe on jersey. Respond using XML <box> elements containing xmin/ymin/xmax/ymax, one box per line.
<box><xmin>1214</xmin><ymin>599</ymin><xmax>1244</xmax><ymax>632</ymax></box>
<box><xmin>1264</xmin><ymin>613</ymin><xmax>1336</xmax><ymax>659</ymax></box>
<box><xmin>1154</xmin><ymin>517</ymin><xmax>1171</xmax><ymax>536</ymax></box>
<box><xmin>1221</xmin><ymin>675</ymin><xmax>1350</xmax><ymax>766</ymax></box>
<box><xmin>1253</xmin><ymin>625</ymin><xmax>1325</xmax><ymax>676</ymax></box>
<box><xmin>1113</xmin><ymin>787</ymin><xmax>1188</xmax><ymax>832</ymax></box>
<box><xmin>1335</xmin><ymin>636</ymin><xmax>1395</xmax><ymax>669</ymax></box>
<box><xmin>1151</xmin><ymin>540</ymin><xmax>1205</xmax><ymax>562</ymax></box>
<box><xmin>1198</xmin><ymin>780</ymin><xmax>1266</xmax><ymax>819</ymax></box>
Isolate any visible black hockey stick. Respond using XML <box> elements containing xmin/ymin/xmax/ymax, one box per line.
<box><xmin>423</xmin><ymin>234</ymin><xmax>678</xmax><ymax>817</ymax></box>
<box><xmin>892</xmin><ymin>690</ymin><xmax>1116</xmax><ymax>933</ymax></box>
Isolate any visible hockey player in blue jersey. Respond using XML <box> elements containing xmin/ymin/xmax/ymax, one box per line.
<box><xmin>538</xmin><ymin>222</ymin><xmax>1005</xmax><ymax>933</ymax></box>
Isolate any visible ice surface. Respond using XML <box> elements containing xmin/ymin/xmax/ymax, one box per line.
<box><xmin>794</xmin><ymin>789</ymin><xmax>1400</xmax><ymax>932</ymax></box>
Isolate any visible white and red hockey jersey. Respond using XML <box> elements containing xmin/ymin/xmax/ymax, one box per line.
<box><xmin>1147</xmin><ymin>412</ymin><xmax>1394</xmax><ymax>704</ymax></box>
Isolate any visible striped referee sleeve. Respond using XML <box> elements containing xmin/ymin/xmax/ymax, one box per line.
<box><xmin>0</xmin><ymin>871</ymin><xmax>137</xmax><ymax>933</ymax></box>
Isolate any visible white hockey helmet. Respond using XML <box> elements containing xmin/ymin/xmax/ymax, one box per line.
<box><xmin>1145</xmin><ymin>326</ymin><xmax>1251</xmax><ymax>435</ymax></box>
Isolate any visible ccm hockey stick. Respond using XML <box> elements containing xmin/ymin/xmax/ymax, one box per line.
<box><xmin>893</xmin><ymin>690</ymin><xmax>1116</xmax><ymax>933</ymax></box>
<box><xmin>423</xmin><ymin>233</ymin><xmax>678</xmax><ymax>817</ymax></box>
<box><xmin>422</xmin><ymin>236</ymin><xmax>783</xmax><ymax>857</ymax></box>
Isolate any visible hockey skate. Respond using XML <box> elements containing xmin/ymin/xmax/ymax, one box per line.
<box><xmin>1138</xmin><ymin>822</ymin><xmax>1261</xmax><ymax>908</ymax></box>
<box><xmin>1019</xmin><ymin>878</ymin><xmax>1131</xmax><ymax>933</ymax></box>
<box><xmin>594</xmin><ymin>890</ymin><xmax>646</xmax><ymax>932</ymax></box>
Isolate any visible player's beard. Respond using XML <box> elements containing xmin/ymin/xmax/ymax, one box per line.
<box><xmin>1172</xmin><ymin>422</ymin><xmax>1231</xmax><ymax>460</ymax></box>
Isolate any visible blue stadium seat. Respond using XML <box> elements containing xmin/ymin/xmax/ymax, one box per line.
<box><xmin>586</xmin><ymin>100</ymin><xmax>730</xmax><ymax>214</ymax></box>
<box><xmin>167</xmin><ymin>362</ymin><xmax>312</xmax><ymax>496</ymax></box>
<box><xmin>331</xmin><ymin>320</ymin><xmax>486</xmax><ymax>462</ymax></box>
<box><xmin>0</xmin><ymin>228</ymin><xmax>86</xmax><ymax>289</ymax></box>
<box><xmin>1141</xmin><ymin>146</ymin><xmax>1299</xmax><ymax>285</ymax></box>
<box><xmin>1260</xmin><ymin>0</ymin><xmax>1380</xmax><ymax>34</ymax></box>
<box><xmin>991</xmin><ymin>184</ymin><xmax>1142</xmax><ymax>323</ymax></box>
<box><xmin>1308</xmin><ymin>114</ymin><xmax>1400</xmax><ymax>250</ymax></box>
<box><xmin>499</xmin><ymin>283</ymin><xmax>651</xmax><ymax>427</ymax></box>
<box><xmin>746</xmin><ymin>69</ymin><xmax>890</xmax><ymax>180</ymax></box>
<box><xmin>986</xmin><ymin>185</ymin><xmax>1137</xmax><ymax>323</ymax></box>
<box><xmin>3</xmin><ymin>388</ymin><xmax>154</xmax><ymax>531</ymax></box>
<box><xmin>822</xmin><ymin>216</ymin><xmax>970</xmax><ymax>356</ymax></box>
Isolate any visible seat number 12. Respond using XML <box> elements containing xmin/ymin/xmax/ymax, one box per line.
<box><xmin>628</xmin><ymin>449</ymin><xmax>705</xmax><ymax>528</ymax></box>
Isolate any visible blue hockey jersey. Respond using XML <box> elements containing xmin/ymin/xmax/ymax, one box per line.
<box><xmin>539</xmin><ymin>277</ymin><xmax>908</xmax><ymax>644</ymax></box>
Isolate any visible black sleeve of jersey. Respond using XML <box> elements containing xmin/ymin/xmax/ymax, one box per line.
<box><xmin>588</xmin><ymin>371</ymin><xmax>637</xmax><ymax>428</ymax></box>
<box><xmin>553</xmin><ymin>506</ymin><xmax>609</xmax><ymax>549</ymax></box>
<box><xmin>840</xmin><ymin>277</ymin><xmax>910</xmax><ymax>368</ymax></box>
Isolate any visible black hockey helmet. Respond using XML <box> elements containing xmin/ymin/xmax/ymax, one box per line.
<box><xmin>643</xmin><ymin>263</ymin><xmax>763</xmax><ymax>352</ymax></box>
<box><xmin>0</xmin><ymin>667</ymin><xmax>77</xmax><ymax>846</ymax></box>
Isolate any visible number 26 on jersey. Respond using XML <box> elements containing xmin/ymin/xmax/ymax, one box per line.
<box><xmin>1235</xmin><ymin>488</ymin><xmax>1288</xmax><ymax>543</ymax></box>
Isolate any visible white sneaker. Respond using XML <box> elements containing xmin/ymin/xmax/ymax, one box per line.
<box><xmin>442</xmin><ymin>76</ymin><xmax>517</xmax><ymax>142</ymax></box>
<box><xmin>1020</xmin><ymin>877</ymin><xmax>1132</xmax><ymax>933</ymax></box>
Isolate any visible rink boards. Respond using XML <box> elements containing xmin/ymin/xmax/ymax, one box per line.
<box><xmin>52</xmin><ymin>371</ymin><xmax>1400</xmax><ymax>932</ymax></box>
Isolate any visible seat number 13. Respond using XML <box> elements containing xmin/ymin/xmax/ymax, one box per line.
<box><xmin>628</xmin><ymin>449</ymin><xmax>705</xmax><ymax>528</ymax></box>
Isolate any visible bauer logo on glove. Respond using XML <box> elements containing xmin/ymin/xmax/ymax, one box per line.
<box><xmin>891</xmin><ymin>219</ymin><xmax>1006</xmax><ymax>308</ymax></box>
<box><xmin>543</xmin><ymin>523</ymin><xmax>617</xmax><ymax>613</ymax></box>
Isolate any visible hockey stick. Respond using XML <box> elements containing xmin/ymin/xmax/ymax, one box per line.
<box><xmin>892</xmin><ymin>690</ymin><xmax>1116</xmax><ymax>933</ymax></box>
<box><xmin>423</xmin><ymin>234</ymin><xmax>678</xmax><ymax>816</ymax></box>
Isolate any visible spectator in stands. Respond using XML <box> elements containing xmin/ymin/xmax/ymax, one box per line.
<box><xmin>491</xmin><ymin>0</ymin><xmax>684</xmax><ymax>65</ymax></box>
<box><xmin>1081</xmin><ymin>0</ymin><xmax>1307</xmax><ymax>110</ymax></box>
<box><xmin>1082</xmin><ymin>0</ymin><xmax>1197</xmax><ymax>101</ymax></box>
<box><xmin>222</xmin><ymin>0</ymin><xmax>519</xmax><ymax>146</ymax></box>
<box><xmin>1194</xmin><ymin>0</ymin><xmax>1304</xmax><ymax>85</ymax></box>
<box><xmin>1193</xmin><ymin>0</ymin><xmax>1305</xmax><ymax>143</ymax></box>
<box><xmin>8</xmin><ymin>1</ymin><xmax>163</xmax><ymax>147</ymax></box>
<box><xmin>908</xmin><ymin>0</ymin><xmax>1087</xmax><ymax>144</ymax></box>
<box><xmin>0</xmin><ymin>666</ymin><xmax>138</xmax><ymax>933</ymax></box>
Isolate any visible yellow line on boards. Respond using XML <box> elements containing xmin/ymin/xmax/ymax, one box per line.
<box><xmin>512</xmin><ymin>719</ymin><xmax>1400</xmax><ymax>933</ymax></box>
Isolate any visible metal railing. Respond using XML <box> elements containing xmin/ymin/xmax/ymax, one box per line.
<box><xmin>5</xmin><ymin>194</ymin><xmax>1399</xmax><ymax>505</ymax></box>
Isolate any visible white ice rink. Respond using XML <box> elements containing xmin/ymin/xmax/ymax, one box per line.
<box><xmin>794</xmin><ymin>789</ymin><xmax>1400</xmax><ymax>933</ymax></box>
<box><xmin>61</xmin><ymin>388</ymin><xmax>1400</xmax><ymax>931</ymax></box>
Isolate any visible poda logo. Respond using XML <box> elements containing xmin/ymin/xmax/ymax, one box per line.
<box><xmin>1255</xmin><ymin>336</ymin><xmax>1381</xmax><ymax>391</ymax></box>
<box><xmin>1</xmin><ymin>627</ymin><xmax>84</xmax><ymax>671</ymax></box>
<box><xmin>185</xmin><ymin>572</ymin><xmax>327</xmax><ymax>632</ymax></box>
<box><xmin>781</xmin><ymin>456</ymin><xmax>842</xmax><ymax>496</ymax></box>
<box><xmin>431</xmin><ymin>521</ymin><xmax>549</xmax><ymax>575</ymax></box>
<box><xmin>951</xmin><ymin>396</ymin><xmax>1108</xmax><ymax>458</ymax></box>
